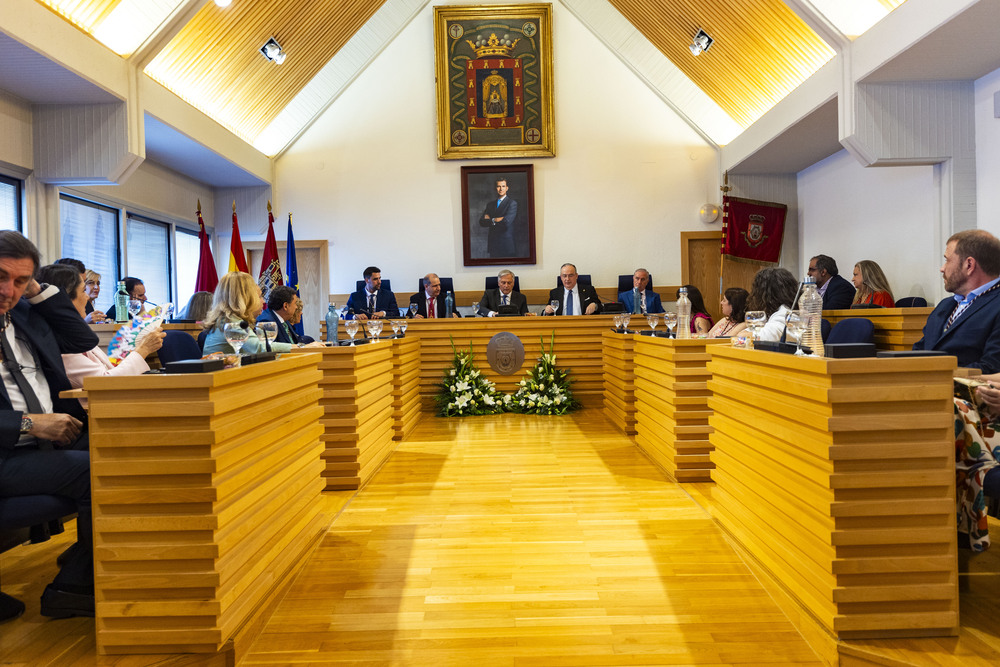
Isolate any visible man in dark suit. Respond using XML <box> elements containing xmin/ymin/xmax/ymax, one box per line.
<box><xmin>478</xmin><ymin>269</ymin><xmax>530</xmax><ymax>317</ymax></box>
<box><xmin>479</xmin><ymin>178</ymin><xmax>517</xmax><ymax>258</ymax></box>
<box><xmin>0</xmin><ymin>231</ymin><xmax>98</xmax><ymax>619</ymax></box>
<box><xmin>408</xmin><ymin>273</ymin><xmax>461</xmax><ymax>319</ymax></box>
<box><xmin>256</xmin><ymin>285</ymin><xmax>314</xmax><ymax>344</ymax></box>
<box><xmin>914</xmin><ymin>230</ymin><xmax>1000</xmax><ymax>372</ymax></box>
<box><xmin>544</xmin><ymin>263</ymin><xmax>601</xmax><ymax>316</ymax></box>
<box><xmin>618</xmin><ymin>268</ymin><xmax>665</xmax><ymax>314</ymax></box>
<box><xmin>808</xmin><ymin>255</ymin><xmax>855</xmax><ymax>310</ymax></box>
<box><xmin>345</xmin><ymin>266</ymin><xmax>398</xmax><ymax>320</ymax></box>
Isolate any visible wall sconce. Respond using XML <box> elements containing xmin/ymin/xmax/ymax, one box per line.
<box><xmin>699</xmin><ymin>203</ymin><xmax>720</xmax><ymax>223</ymax></box>
<box><xmin>260</xmin><ymin>38</ymin><xmax>286</xmax><ymax>65</ymax></box>
<box><xmin>689</xmin><ymin>30</ymin><xmax>714</xmax><ymax>56</ymax></box>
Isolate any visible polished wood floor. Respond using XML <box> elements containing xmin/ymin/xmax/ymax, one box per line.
<box><xmin>3</xmin><ymin>411</ymin><xmax>1000</xmax><ymax>665</ymax></box>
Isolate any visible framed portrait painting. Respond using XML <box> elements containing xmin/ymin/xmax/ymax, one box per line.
<box><xmin>434</xmin><ymin>4</ymin><xmax>555</xmax><ymax>160</ymax></box>
<box><xmin>462</xmin><ymin>165</ymin><xmax>536</xmax><ymax>266</ymax></box>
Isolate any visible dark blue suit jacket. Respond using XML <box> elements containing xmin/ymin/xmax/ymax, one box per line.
<box><xmin>822</xmin><ymin>274</ymin><xmax>856</xmax><ymax>310</ymax></box>
<box><xmin>255</xmin><ymin>309</ymin><xmax>314</xmax><ymax>345</ymax></box>
<box><xmin>479</xmin><ymin>196</ymin><xmax>517</xmax><ymax>257</ymax></box>
<box><xmin>345</xmin><ymin>288</ymin><xmax>399</xmax><ymax>319</ymax></box>
<box><xmin>1</xmin><ymin>289</ymin><xmax>98</xmax><ymax>449</ymax></box>
<box><xmin>913</xmin><ymin>286</ymin><xmax>1000</xmax><ymax>372</ymax></box>
<box><xmin>618</xmin><ymin>290</ymin><xmax>665</xmax><ymax>314</ymax></box>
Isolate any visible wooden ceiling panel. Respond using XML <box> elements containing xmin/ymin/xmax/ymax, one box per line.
<box><xmin>607</xmin><ymin>0</ymin><xmax>835</xmax><ymax>128</ymax></box>
<box><xmin>144</xmin><ymin>0</ymin><xmax>389</xmax><ymax>142</ymax></box>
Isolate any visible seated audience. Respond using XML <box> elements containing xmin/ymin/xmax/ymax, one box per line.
<box><xmin>36</xmin><ymin>265</ymin><xmax>164</xmax><ymax>401</ymax></box>
<box><xmin>181</xmin><ymin>290</ymin><xmax>213</xmax><ymax>321</ymax></box>
<box><xmin>103</xmin><ymin>276</ymin><xmax>146</xmax><ymax>322</ymax></box>
<box><xmin>852</xmin><ymin>260</ymin><xmax>895</xmax><ymax>307</ymax></box>
<box><xmin>707</xmin><ymin>287</ymin><xmax>749</xmax><ymax>338</ymax></box>
<box><xmin>345</xmin><ymin>266</ymin><xmax>398</xmax><ymax>320</ymax></box>
<box><xmin>913</xmin><ymin>229</ymin><xmax>1000</xmax><ymax>372</ymax></box>
<box><xmin>82</xmin><ymin>269</ymin><xmax>106</xmax><ymax>323</ymax></box>
<box><xmin>478</xmin><ymin>269</ymin><xmax>530</xmax><ymax>317</ymax></box>
<box><xmin>288</xmin><ymin>292</ymin><xmax>315</xmax><ymax>343</ymax></box>
<box><xmin>808</xmin><ymin>254</ymin><xmax>855</xmax><ymax>310</ymax></box>
<box><xmin>203</xmin><ymin>272</ymin><xmax>322</xmax><ymax>355</ymax></box>
<box><xmin>409</xmin><ymin>273</ymin><xmax>462</xmax><ymax>319</ymax></box>
<box><xmin>679</xmin><ymin>285</ymin><xmax>714</xmax><ymax>335</ymax></box>
<box><xmin>746</xmin><ymin>267</ymin><xmax>799</xmax><ymax>342</ymax></box>
<box><xmin>544</xmin><ymin>263</ymin><xmax>601</xmax><ymax>315</ymax></box>
<box><xmin>0</xmin><ymin>232</ymin><xmax>97</xmax><ymax>618</ymax></box>
<box><xmin>619</xmin><ymin>268</ymin><xmax>664</xmax><ymax>314</ymax></box>
<box><xmin>257</xmin><ymin>285</ymin><xmax>316</xmax><ymax>343</ymax></box>
<box><xmin>954</xmin><ymin>378</ymin><xmax>1000</xmax><ymax>551</ymax></box>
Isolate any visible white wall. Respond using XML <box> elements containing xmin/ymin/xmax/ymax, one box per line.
<box><xmin>797</xmin><ymin>149</ymin><xmax>940</xmax><ymax>302</ymax></box>
<box><xmin>976</xmin><ymin>66</ymin><xmax>1000</xmax><ymax>240</ymax></box>
<box><xmin>275</xmin><ymin>1</ymin><xmax>718</xmax><ymax>295</ymax></box>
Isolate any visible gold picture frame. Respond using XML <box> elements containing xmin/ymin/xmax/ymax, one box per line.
<box><xmin>434</xmin><ymin>4</ymin><xmax>555</xmax><ymax>160</ymax></box>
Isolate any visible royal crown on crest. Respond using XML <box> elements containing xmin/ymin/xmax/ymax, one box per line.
<box><xmin>466</xmin><ymin>32</ymin><xmax>520</xmax><ymax>58</ymax></box>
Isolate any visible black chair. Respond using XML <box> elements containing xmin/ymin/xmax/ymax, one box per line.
<box><xmin>554</xmin><ymin>274</ymin><xmax>591</xmax><ymax>288</ymax></box>
<box><xmin>821</xmin><ymin>318</ymin><xmax>831</xmax><ymax>343</ymax></box>
<box><xmin>415</xmin><ymin>277</ymin><xmax>454</xmax><ymax>295</ymax></box>
<box><xmin>197</xmin><ymin>328</ymin><xmax>209</xmax><ymax>352</ymax></box>
<box><xmin>616</xmin><ymin>274</ymin><xmax>654</xmax><ymax>294</ymax></box>
<box><xmin>827</xmin><ymin>318</ymin><xmax>875</xmax><ymax>345</ymax></box>
<box><xmin>485</xmin><ymin>276</ymin><xmax>521</xmax><ymax>292</ymax></box>
<box><xmin>0</xmin><ymin>495</ymin><xmax>77</xmax><ymax>622</ymax></box>
<box><xmin>354</xmin><ymin>279</ymin><xmax>392</xmax><ymax>293</ymax></box>
<box><xmin>895</xmin><ymin>296</ymin><xmax>928</xmax><ymax>308</ymax></box>
<box><xmin>158</xmin><ymin>330</ymin><xmax>203</xmax><ymax>365</ymax></box>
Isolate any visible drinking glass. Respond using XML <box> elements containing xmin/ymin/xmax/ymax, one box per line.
<box><xmin>365</xmin><ymin>319</ymin><xmax>378</xmax><ymax>341</ymax></box>
<box><xmin>646</xmin><ymin>314</ymin><xmax>659</xmax><ymax>332</ymax></box>
<box><xmin>257</xmin><ymin>321</ymin><xmax>278</xmax><ymax>350</ymax></box>
<box><xmin>128</xmin><ymin>299</ymin><xmax>143</xmax><ymax>319</ymax></box>
<box><xmin>390</xmin><ymin>320</ymin><xmax>401</xmax><ymax>337</ymax></box>
<box><xmin>744</xmin><ymin>311</ymin><xmax>767</xmax><ymax>348</ymax></box>
<box><xmin>613</xmin><ymin>313</ymin><xmax>623</xmax><ymax>331</ymax></box>
<box><xmin>345</xmin><ymin>319</ymin><xmax>360</xmax><ymax>345</ymax></box>
<box><xmin>622</xmin><ymin>313</ymin><xmax>631</xmax><ymax>332</ymax></box>
<box><xmin>784</xmin><ymin>310</ymin><xmax>808</xmax><ymax>356</ymax></box>
<box><xmin>223</xmin><ymin>322</ymin><xmax>249</xmax><ymax>364</ymax></box>
<box><xmin>663</xmin><ymin>312</ymin><xmax>678</xmax><ymax>338</ymax></box>
<box><xmin>549</xmin><ymin>299</ymin><xmax>560</xmax><ymax>315</ymax></box>
<box><xmin>372</xmin><ymin>319</ymin><xmax>383</xmax><ymax>342</ymax></box>
<box><xmin>399</xmin><ymin>319</ymin><xmax>408</xmax><ymax>335</ymax></box>
<box><xmin>409</xmin><ymin>303</ymin><xmax>418</xmax><ymax>317</ymax></box>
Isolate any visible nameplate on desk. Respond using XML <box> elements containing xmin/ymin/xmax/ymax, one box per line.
<box><xmin>242</xmin><ymin>352</ymin><xmax>277</xmax><ymax>365</ymax></box>
<box><xmin>164</xmin><ymin>358</ymin><xmax>225</xmax><ymax>373</ymax></box>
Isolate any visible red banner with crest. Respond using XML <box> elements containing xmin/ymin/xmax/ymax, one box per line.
<box><xmin>720</xmin><ymin>196</ymin><xmax>786</xmax><ymax>263</ymax></box>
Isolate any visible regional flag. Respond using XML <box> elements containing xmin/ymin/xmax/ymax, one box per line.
<box><xmin>194</xmin><ymin>200</ymin><xmax>218</xmax><ymax>293</ymax></box>
<box><xmin>285</xmin><ymin>213</ymin><xmax>305</xmax><ymax>337</ymax></box>
<box><xmin>258</xmin><ymin>201</ymin><xmax>283</xmax><ymax>308</ymax></box>
<box><xmin>721</xmin><ymin>196</ymin><xmax>786</xmax><ymax>263</ymax></box>
<box><xmin>228</xmin><ymin>201</ymin><xmax>249</xmax><ymax>273</ymax></box>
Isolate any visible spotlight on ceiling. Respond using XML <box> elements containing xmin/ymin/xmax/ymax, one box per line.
<box><xmin>215</xmin><ymin>0</ymin><xmax>232</xmax><ymax>7</ymax></box>
<box><xmin>260</xmin><ymin>38</ymin><xmax>286</xmax><ymax>64</ymax></box>
<box><xmin>689</xmin><ymin>29</ymin><xmax>714</xmax><ymax>56</ymax></box>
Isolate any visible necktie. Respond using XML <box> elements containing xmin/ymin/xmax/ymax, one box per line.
<box><xmin>502</xmin><ymin>294</ymin><xmax>508</xmax><ymax>306</ymax></box>
<box><xmin>633</xmin><ymin>289</ymin><xmax>641</xmax><ymax>314</ymax></box>
<box><xmin>566</xmin><ymin>290</ymin><xmax>574</xmax><ymax>315</ymax></box>
<box><xmin>368</xmin><ymin>293</ymin><xmax>376</xmax><ymax>315</ymax></box>
<box><xmin>428</xmin><ymin>298</ymin><xmax>435</xmax><ymax>318</ymax></box>
<box><xmin>497</xmin><ymin>199</ymin><xmax>502</xmax><ymax>207</ymax></box>
<box><xmin>283</xmin><ymin>321</ymin><xmax>296</xmax><ymax>343</ymax></box>
<box><xmin>0</xmin><ymin>322</ymin><xmax>48</xmax><ymax>447</ymax></box>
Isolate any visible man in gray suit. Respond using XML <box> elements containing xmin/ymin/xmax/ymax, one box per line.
<box><xmin>478</xmin><ymin>269</ymin><xmax>530</xmax><ymax>317</ymax></box>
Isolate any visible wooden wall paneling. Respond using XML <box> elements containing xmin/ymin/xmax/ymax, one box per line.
<box><xmin>391</xmin><ymin>336</ymin><xmax>422</xmax><ymax>441</ymax></box>
<box><xmin>247</xmin><ymin>239</ymin><xmax>329</xmax><ymax>342</ymax></box>
<box><xmin>681</xmin><ymin>230</ymin><xmax>725</xmax><ymax>323</ymax></box>
<box><xmin>85</xmin><ymin>355</ymin><xmax>328</xmax><ymax>658</ymax></box>
<box><xmin>602</xmin><ymin>331</ymin><xmax>637</xmax><ymax>435</ymax></box>
<box><xmin>705</xmin><ymin>346</ymin><xmax>958</xmax><ymax>640</ymax></box>
<box><xmin>633</xmin><ymin>336</ymin><xmax>729</xmax><ymax>482</ymax></box>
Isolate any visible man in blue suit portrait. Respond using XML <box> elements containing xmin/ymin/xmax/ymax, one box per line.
<box><xmin>479</xmin><ymin>178</ymin><xmax>517</xmax><ymax>258</ymax></box>
<box><xmin>618</xmin><ymin>268</ymin><xmax>664</xmax><ymax>314</ymax></box>
<box><xmin>913</xmin><ymin>229</ymin><xmax>1000</xmax><ymax>373</ymax></box>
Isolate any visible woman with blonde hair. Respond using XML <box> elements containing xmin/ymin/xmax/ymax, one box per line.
<box><xmin>203</xmin><ymin>272</ymin><xmax>322</xmax><ymax>355</ymax></box>
<box><xmin>851</xmin><ymin>260</ymin><xmax>895</xmax><ymax>308</ymax></box>
<box><xmin>82</xmin><ymin>269</ymin><xmax>106</xmax><ymax>323</ymax></box>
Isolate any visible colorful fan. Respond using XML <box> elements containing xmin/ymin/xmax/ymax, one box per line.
<box><xmin>106</xmin><ymin>303</ymin><xmax>173</xmax><ymax>366</ymax></box>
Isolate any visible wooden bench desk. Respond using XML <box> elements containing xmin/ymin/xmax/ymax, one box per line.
<box><xmin>824</xmin><ymin>307</ymin><xmax>933</xmax><ymax>351</ymax></box>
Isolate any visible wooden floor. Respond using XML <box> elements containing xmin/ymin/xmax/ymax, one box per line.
<box><xmin>2</xmin><ymin>411</ymin><xmax>1000</xmax><ymax>665</ymax></box>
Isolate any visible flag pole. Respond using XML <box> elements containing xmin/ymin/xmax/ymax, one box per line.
<box><xmin>719</xmin><ymin>170</ymin><xmax>731</xmax><ymax>297</ymax></box>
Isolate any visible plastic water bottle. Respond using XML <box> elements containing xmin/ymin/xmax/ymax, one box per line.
<box><xmin>676</xmin><ymin>287</ymin><xmax>691</xmax><ymax>339</ymax></box>
<box><xmin>799</xmin><ymin>277</ymin><xmax>825</xmax><ymax>357</ymax></box>
<box><xmin>444</xmin><ymin>291</ymin><xmax>454</xmax><ymax>318</ymax></box>
<box><xmin>114</xmin><ymin>280</ymin><xmax>128</xmax><ymax>323</ymax></box>
<box><xmin>325</xmin><ymin>303</ymin><xmax>338</xmax><ymax>344</ymax></box>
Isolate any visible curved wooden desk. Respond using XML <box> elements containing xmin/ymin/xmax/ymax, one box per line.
<box><xmin>824</xmin><ymin>307</ymin><xmax>933</xmax><ymax>351</ymax></box>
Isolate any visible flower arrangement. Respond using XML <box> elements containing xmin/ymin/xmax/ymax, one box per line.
<box><xmin>510</xmin><ymin>332</ymin><xmax>578</xmax><ymax>415</ymax></box>
<box><xmin>436</xmin><ymin>339</ymin><xmax>509</xmax><ymax>416</ymax></box>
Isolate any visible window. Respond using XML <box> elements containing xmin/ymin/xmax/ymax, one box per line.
<box><xmin>60</xmin><ymin>195</ymin><xmax>120</xmax><ymax>312</ymax></box>
<box><xmin>0</xmin><ymin>175</ymin><xmax>22</xmax><ymax>232</ymax></box>
<box><xmin>174</xmin><ymin>227</ymin><xmax>201</xmax><ymax>313</ymax></box>
<box><xmin>126</xmin><ymin>214</ymin><xmax>171</xmax><ymax>308</ymax></box>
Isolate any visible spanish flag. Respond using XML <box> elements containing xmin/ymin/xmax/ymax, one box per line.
<box><xmin>228</xmin><ymin>200</ymin><xmax>249</xmax><ymax>273</ymax></box>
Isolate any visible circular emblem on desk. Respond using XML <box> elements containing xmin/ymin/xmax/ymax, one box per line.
<box><xmin>487</xmin><ymin>332</ymin><xmax>525</xmax><ymax>375</ymax></box>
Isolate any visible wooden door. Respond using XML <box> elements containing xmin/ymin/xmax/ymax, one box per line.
<box><xmin>681</xmin><ymin>231</ymin><xmax>765</xmax><ymax>323</ymax></box>
<box><xmin>246</xmin><ymin>240</ymin><xmax>328</xmax><ymax>342</ymax></box>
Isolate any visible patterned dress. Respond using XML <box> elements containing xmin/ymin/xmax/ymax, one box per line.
<box><xmin>954</xmin><ymin>397</ymin><xmax>1000</xmax><ymax>551</ymax></box>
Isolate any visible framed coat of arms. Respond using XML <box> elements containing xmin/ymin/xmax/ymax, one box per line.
<box><xmin>433</xmin><ymin>4</ymin><xmax>555</xmax><ymax>160</ymax></box>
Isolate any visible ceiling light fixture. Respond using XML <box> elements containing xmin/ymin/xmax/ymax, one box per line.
<box><xmin>215</xmin><ymin>0</ymin><xmax>232</xmax><ymax>7</ymax></box>
<box><xmin>260</xmin><ymin>37</ymin><xmax>286</xmax><ymax>64</ymax></box>
<box><xmin>689</xmin><ymin>29</ymin><xmax>713</xmax><ymax>56</ymax></box>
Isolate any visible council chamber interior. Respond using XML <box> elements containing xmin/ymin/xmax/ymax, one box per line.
<box><xmin>2</xmin><ymin>1</ymin><xmax>1000</xmax><ymax>665</ymax></box>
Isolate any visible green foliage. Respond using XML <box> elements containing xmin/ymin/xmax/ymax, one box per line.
<box><xmin>436</xmin><ymin>338</ymin><xmax>509</xmax><ymax>416</ymax></box>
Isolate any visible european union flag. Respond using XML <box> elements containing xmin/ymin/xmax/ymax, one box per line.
<box><xmin>285</xmin><ymin>213</ymin><xmax>305</xmax><ymax>337</ymax></box>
